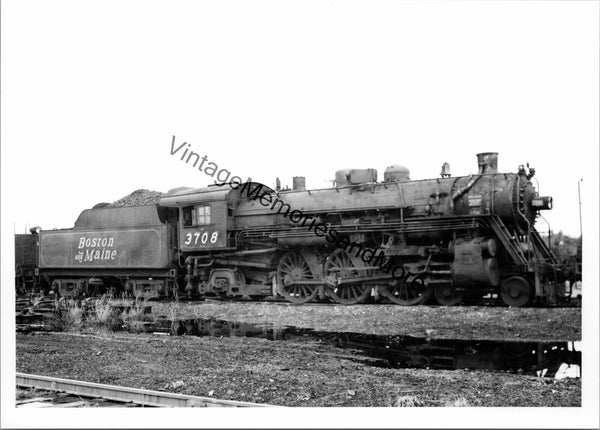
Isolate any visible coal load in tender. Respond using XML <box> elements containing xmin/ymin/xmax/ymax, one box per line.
<box><xmin>106</xmin><ymin>189</ymin><xmax>164</xmax><ymax>208</ymax></box>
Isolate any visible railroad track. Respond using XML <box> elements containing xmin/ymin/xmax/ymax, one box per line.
<box><xmin>16</xmin><ymin>373</ymin><xmax>274</xmax><ymax>408</ymax></box>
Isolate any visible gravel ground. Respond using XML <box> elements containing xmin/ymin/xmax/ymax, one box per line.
<box><xmin>16</xmin><ymin>332</ymin><xmax>580</xmax><ymax>407</ymax></box>
<box><xmin>15</xmin><ymin>303</ymin><xmax>582</xmax><ymax>410</ymax></box>
<box><xmin>151</xmin><ymin>302</ymin><xmax>581</xmax><ymax>342</ymax></box>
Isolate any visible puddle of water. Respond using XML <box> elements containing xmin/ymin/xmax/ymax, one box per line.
<box><xmin>18</xmin><ymin>310</ymin><xmax>579</xmax><ymax>379</ymax></box>
<box><xmin>161</xmin><ymin>317</ymin><xmax>581</xmax><ymax>379</ymax></box>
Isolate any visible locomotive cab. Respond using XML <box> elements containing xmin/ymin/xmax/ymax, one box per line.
<box><xmin>160</xmin><ymin>183</ymin><xmax>278</xmax><ymax>298</ymax></box>
<box><xmin>160</xmin><ymin>185</ymin><xmax>235</xmax><ymax>251</ymax></box>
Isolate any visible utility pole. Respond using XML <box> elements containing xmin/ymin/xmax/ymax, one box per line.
<box><xmin>577</xmin><ymin>179</ymin><xmax>583</xmax><ymax>239</ymax></box>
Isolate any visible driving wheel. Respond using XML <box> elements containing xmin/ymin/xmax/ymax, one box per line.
<box><xmin>324</xmin><ymin>249</ymin><xmax>371</xmax><ymax>305</ymax></box>
<box><xmin>379</xmin><ymin>275</ymin><xmax>432</xmax><ymax>305</ymax></box>
<box><xmin>276</xmin><ymin>251</ymin><xmax>320</xmax><ymax>304</ymax></box>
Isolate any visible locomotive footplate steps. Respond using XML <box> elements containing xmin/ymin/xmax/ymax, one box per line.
<box><xmin>529</xmin><ymin>229</ymin><xmax>557</xmax><ymax>262</ymax></box>
<box><xmin>16</xmin><ymin>373</ymin><xmax>274</xmax><ymax>407</ymax></box>
<box><xmin>487</xmin><ymin>216</ymin><xmax>528</xmax><ymax>267</ymax></box>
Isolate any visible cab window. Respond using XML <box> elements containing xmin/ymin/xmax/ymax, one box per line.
<box><xmin>195</xmin><ymin>205</ymin><xmax>211</xmax><ymax>225</ymax></box>
<box><xmin>183</xmin><ymin>205</ymin><xmax>211</xmax><ymax>226</ymax></box>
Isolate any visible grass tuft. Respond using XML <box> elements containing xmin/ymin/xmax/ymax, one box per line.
<box><xmin>90</xmin><ymin>295</ymin><xmax>120</xmax><ymax>332</ymax></box>
<box><xmin>60</xmin><ymin>299</ymin><xmax>84</xmax><ymax>332</ymax></box>
<box><xmin>122</xmin><ymin>297</ymin><xmax>152</xmax><ymax>332</ymax></box>
<box><xmin>393</xmin><ymin>395</ymin><xmax>425</xmax><ymax>407</ymax></box>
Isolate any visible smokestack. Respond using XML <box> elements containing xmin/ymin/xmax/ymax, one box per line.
<box><xmin>476</xmin><ymin>152</ymin><xmax>498</xmax><ymax>174</ymax></box>
<box><xmin>292</xmin><ymin>176</ymin><xmax>306</xmax><ymax>191</ymax></box>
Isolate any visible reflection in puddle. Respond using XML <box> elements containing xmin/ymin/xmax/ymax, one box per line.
<box><xmin>153</xmin><ymin>317</ymin><xmax>581</xmax><ymax>379</ymax></box>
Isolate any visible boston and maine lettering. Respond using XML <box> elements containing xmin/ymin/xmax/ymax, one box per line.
<box><xmin>78</xmin><ymin>237</ymin><xmax>115</xmax><ymax>248</ymax></box>
<box><xmin>75</xmin><ymin>236</ymin><xmax>117</xmax><ymax>262</ymax></box>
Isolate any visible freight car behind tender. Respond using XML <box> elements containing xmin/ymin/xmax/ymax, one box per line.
<box><xmin>15</xmin><ymin>231</ymin><xmax>41</xmax><ymax>295</ymax></box>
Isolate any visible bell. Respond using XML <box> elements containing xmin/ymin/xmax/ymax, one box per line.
<box><xmin>440</xmin><ymin>162</ymin><xmax>451</xmax><ymax>178</ymax></box>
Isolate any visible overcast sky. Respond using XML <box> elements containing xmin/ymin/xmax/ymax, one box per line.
<box><xmin>2</xmin><ymin>0</ymin><xmax>599</xmax><ymax>426</ymax></box>
<box><xmin>2</xmin><ymin>0</ymin><xmax>598</xmax><ymax>239</ymax></box>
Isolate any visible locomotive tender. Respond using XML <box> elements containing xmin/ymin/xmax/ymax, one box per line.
<box><xmin>16</xmin><ymin>152</ymin><xmax>566</xmax><ymax>306</ymax></box>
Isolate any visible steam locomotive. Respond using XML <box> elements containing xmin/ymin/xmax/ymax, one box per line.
<box><xmin>15</xmin><ymin>152</ymin><xmax>570</xmax><ymax>306</ymax></box>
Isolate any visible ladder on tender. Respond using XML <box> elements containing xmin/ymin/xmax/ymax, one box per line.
<box><xmin>487</xmin><ymin>216</ymin><xmax>528</xmax><ymax>267</ymax></box>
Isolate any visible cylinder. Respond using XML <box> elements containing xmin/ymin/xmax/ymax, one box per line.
<box><xmin>292</xmin><ymin>176</ymin><xmax>306</xmax><ymax>191</ymax></box>
<box><xmin>451</xmin><ymin>239</ymin><xmax>501</xmax><ymax>287</ymax></box>
<box><xmin>476</xmin><ymin>152</ymin><xmax>498</xmax><ymax>174</ymax></box>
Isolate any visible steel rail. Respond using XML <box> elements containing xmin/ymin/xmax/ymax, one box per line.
<box><xmin>16</xmin><ymin>373</ymin><xmax>275</xmax><ymax>408</ymax></box>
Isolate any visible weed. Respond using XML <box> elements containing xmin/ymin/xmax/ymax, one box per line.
<box><xmin>393</xmin><ymin>395</ymin><xmax>425</xmax><ymax>407</ymax></box>
<box><xmin>122</xmin><ymin>297</ymin><xmax>152</xmax><ymax>333</ymax></box>
<box><xmin>167</xmin><ymin>302</ymin><xmax>182</xmax><ymax>333</ymax></box>
<box><xmin>60</xmin><ymin>299</ymin><xmax>84</xmax><ymax>332</ymax></box>
<box><xmin>90</xmin><ymin>295</ymin><xmax>120</xmax><ymax>332</ymax></box>
<box><xmin>152</xmin><ymin>302</ymin><xmax>183</xmax><ymax>319</ymax></box>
